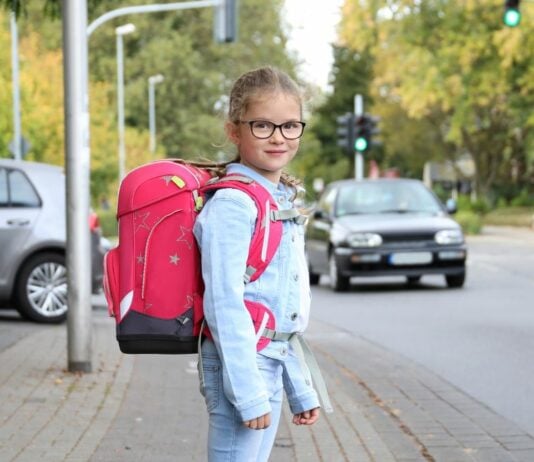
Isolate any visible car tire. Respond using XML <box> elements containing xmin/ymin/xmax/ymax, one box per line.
<box><xmin>306</xmin><ymin>252</ymin><xmax>320</xmax><ymax>285</ymax></box>
<box><xmin>15</xmin><ymin>252</ymin><xmax>68</xmax><ymax>323</ymax></box>
<box><xmin>329</xmin><ymin>253</ymin><xmax>350</xmax><ymax>292</ymax></box>
<box><xmin>406</xmin><ymin>276</ymin><xmax>422</xmax><ymax>285</ymax></box>
<box><xmin>445</xmin><ymin>272</ymin><xmax>465</xmax><ymax>289</ymax></box>
<box><xmin>309</xmin><ymin>271</ymin><xmax>320</xmax><ymax>285</ymax></box>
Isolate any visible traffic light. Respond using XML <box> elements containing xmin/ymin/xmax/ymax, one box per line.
<box><xmin>354</xmin><ymin>114</ymin><xmax>380</xmax><ymax>153</ymax></box>
<box><xmin>503</xmin><ymin>0</ymin><xmax>521</xmax><ymax>27</ymax></box>
<box><xmin>214</xmin><ymin>0</ymin><xmax>238</xmax><ymax>43</ymax></box>
<box><xmin>336</xmin><ymin>113</ymin><xmax>356</xmax><ymax>154</ymax></box>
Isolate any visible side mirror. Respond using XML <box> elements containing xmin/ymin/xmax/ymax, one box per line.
<box><xmin>445</xmin><ymin>198</ymin><xmax>457</xmax><ymax>214</ymax></box>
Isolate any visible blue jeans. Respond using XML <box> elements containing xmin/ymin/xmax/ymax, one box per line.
<box><xmin>200</xmin><ymin>340</ymin><xmax>284</xmax><ymax>462</ymax></box>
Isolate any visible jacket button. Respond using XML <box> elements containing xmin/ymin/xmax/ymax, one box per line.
<box><xmin>293</xmin><ymin>274</ymin><xmax>299</xmax><ymax>281</ymax></box>
<box><xmin>290</xmin><ymin>312</ymin><xmax>298</xmax><ymax>321</ymax></box>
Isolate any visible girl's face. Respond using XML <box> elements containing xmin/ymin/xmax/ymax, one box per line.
<box><xmin>226</xmin><ymin>91</ymin><xmax>302</xmax><ymax>184</ymax></box>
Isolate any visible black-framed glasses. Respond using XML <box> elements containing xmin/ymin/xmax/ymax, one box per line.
<box><xmin>240</xmin><ymin>120</ymin><xmax>306</xmax><ymax>140</ymax></box>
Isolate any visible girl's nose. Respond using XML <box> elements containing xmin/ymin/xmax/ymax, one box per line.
<box><xmin>269</xmin><ymin>126</ymin><xmax>285</xmax><ymax>142</ymax></box>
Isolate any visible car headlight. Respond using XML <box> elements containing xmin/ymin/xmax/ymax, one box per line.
<box><xmin>348</xmin><ymin>233</ymin><xmax>383</xmax><ymax>248</ymax></box>
<box><xmin>435</xmin><ymin>229</ymin><xmax>464</xmax><ymax>245</ymax></box>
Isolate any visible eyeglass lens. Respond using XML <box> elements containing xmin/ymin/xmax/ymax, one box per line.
<box><xmin>250</xmin><ymin>121</ymin><xmax>305</xmax><ymax>139</ymax></box>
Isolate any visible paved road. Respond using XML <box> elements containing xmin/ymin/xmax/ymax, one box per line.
<box><xmin>1</xmin><ymin>226</ymin><xmax>534</xmax><ymax>461</ymax></box>
<box><xmin>310</xmin><ymin>226</ymin><xmax>534</xmax><ymax>437</ymax></box>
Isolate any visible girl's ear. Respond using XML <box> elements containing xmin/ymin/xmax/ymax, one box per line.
<box><xmin>225</xmin><ymin>121</ymin><xmax>240</xmax><ymax>145</ymax></box>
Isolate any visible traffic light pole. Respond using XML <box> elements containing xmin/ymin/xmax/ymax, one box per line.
<box><xmin>354</xmin><ymin>94</ymin><xmax>363</xmax><ymax>180</ymax></box>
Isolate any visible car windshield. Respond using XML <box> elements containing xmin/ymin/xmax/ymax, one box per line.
<box><xmin>335</xmin><ymin>181</ymin><xmax>443</xmax><ymax>217</ymax></box>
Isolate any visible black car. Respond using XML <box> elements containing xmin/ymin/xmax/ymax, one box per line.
<box><xmin>305</xmin><ymin>178</ymin><xmax>467</xmax><ymax>291</ymax></box>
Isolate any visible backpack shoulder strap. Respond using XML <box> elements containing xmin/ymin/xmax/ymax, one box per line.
<box><xmin>202</xmin><ymin>175</ymin><xmax>283</xmax><ymax>283</ymax></box>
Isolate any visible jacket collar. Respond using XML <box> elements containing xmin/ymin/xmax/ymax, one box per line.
<box><xmin>226</xmin><ymin>163</ymin><xmax>279</xmax><ymax>195</ymax></box>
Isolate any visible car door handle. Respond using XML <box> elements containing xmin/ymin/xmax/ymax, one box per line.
<box><xmin>7</xmin><ymin>218</ymin><xmax>31</xmax><ymax>226</ymax></box>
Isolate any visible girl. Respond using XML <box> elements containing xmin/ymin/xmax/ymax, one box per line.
<box><xmin>193</xmin><ymin>66</ymin><xmax>330</xmax><ymax>462</ymax></box>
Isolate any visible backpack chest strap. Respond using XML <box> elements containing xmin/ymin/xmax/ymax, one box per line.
<box><xmin>270</xmin><ymin>209</ymin><xmax>307</xmax><ymax>225</ymax></box>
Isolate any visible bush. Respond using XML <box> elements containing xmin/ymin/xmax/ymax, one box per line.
<box><xmin>496</xmin><ymin>197</ymin><xmax>508</xmax><ymax>208</ymax></box>
<box><xmin>509</xmin><ymin>189</ymin><xmax>534</xmax><ymax>207</ymax></box>
<box><xmin>455</xmin><ymin>211</ymin><xmax>483</xmax><ymax>235</ymax></box>
<box><xmin>469</xmin><ymin>199</ymin><xmax>491</xmax><ymax>215</ymax></box>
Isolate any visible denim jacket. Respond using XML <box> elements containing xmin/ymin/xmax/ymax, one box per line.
<box><xmin>193</xmin><ymin>163</ymin><xmax>320</xmax><ymax>421</ymax></box>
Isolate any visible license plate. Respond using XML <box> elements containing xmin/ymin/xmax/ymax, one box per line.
<box><xmin>389</xmin><ymin>252</ymin><xmax>432</xmax><ymax>265</ymax></box>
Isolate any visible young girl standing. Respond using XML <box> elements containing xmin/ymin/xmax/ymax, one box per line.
<box><xmin>193</xmin><ymin>66</ymin><xmax>331</xmax><ymax>461</ymax></box>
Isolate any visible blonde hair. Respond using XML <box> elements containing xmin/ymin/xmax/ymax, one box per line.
<box><xmin>228</xmin><ymin>66</ymin><xmax>303</xmax><ymax>123</ymax></box>
<box><xmin>185</xmin><ymin>67</ymin><xmax>303</xmax><ymax>190</ymax></box>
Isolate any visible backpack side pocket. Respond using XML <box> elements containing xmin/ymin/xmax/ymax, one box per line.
<box><xmin>103</xmin><ymin>248</ymin><xmax>120</xmax><ymax>318</ymax></box>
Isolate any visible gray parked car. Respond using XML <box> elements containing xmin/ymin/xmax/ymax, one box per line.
<box><xmin>0</xmin><ymin>159</ymin><xmax>106</xmax><ymax>323</ymax></box>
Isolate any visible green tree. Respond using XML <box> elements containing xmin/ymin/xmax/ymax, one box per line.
<box><xmin>1</xmin><ymin>0</ymin><xmax>306</xmax><ymax>203</ymax></box>
<box><xmin>340</xmin><ymin>0</ymin><xmax>534</xmax><ymax>197</ymax></box>
<box><xmin>302</xmin><ymin>45</ymin><xmax>373</xmax><ymax>186</ymax></box>
<box><xmin>85</xmin><ymin>0</ymin><xmax>298</xmax><ymax>161</ymax></box>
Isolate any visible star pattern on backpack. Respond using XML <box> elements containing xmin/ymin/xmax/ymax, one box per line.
<box><xmin>135</xmin><ymin>211</ymin><xmax>151</xmax><ymax>233</ymax></box>
<box><xmin>162</xmin><ymin>175</ymin><xmax>173</xmax><ymax>186</ymax></box>
<box><xmin>184</xmin><ymin>295</ymin><xmax>194</xmax><ymax>310</ymax></box>
<box><xmin>137</xmin><ymin>255</ymin><xmax>144</xmax><ymax>264</ymax></box>
<box><xmin>176</xmin><ymin>226</ymin><xmax>194</xmax><ymax>249</ymax></box>
<box><xmin>169</xmin><ymin>254</ymin><xmax>180</xmax><ymax>265</ymax></box>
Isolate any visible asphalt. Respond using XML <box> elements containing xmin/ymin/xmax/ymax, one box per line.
<box><xmin>2</xmin><ymin>258</ymin><xmax>534</xmax><ymax>461</ymax></box>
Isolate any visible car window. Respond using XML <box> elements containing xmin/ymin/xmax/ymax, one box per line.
<box><xmin>318</xmin><ymin>187</ymin><xmax>337</xmax><ymax>216</ymax></box>
<box><xmin>0</xmin><ymin>168</ymin><xmax>7</xmax><ymax>206</ymax></box>
<box><xmin>335</xmin><ymin>181</ymin><xmax>442</xmax><ymax>216</ymax></box>
<box><xmin>8</xmin><ymin>169</ymin><xmax>41</xmax><ymax>207</ymax></box>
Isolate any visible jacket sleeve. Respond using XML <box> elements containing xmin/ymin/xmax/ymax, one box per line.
<box><xmin>281</xmin><ymin>340</ymin><xmax>321</xmax><ymax>415</ymax></box>
<box><xmin>194</xmin><ymin>188</ymin><xmax>271</xmax><ymax>421</ymax></box>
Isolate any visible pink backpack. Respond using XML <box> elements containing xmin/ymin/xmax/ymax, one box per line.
<box><xmin>103</xmin><ymin>160</ymin><xmax>290</xmax><ymax>354</ymax></box>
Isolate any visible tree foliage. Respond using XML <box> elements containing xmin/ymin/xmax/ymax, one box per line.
<box><xmin>339</xmin><ymin>0</ymin><xmax>534</xmax><ymax>196</ymax></box>
<box><xmin>1</xmin><ymin>0</ymin><xmax>320</xmax><ymax>205</ymax></box>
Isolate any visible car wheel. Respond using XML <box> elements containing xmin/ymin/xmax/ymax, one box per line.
<box><xmin>406</xmin><ymin>276</ymin><xmax>421</xmax><ymax>285</ymax></box>
<box><xmin>309</xmin><ymin>270</ymin><xmax>320</xmax><ymax>285</ymax></box>
<box><xmin>306</xmin><ymin>251</ymin><xmax>320</xmax><ymax>285</ymax></box>
<box><xmin>329</xmin><ymin>253</ymin><xmax>350</xmax><ymax>292</ymax></box>
<box><xmin>15</xmin><ymin>252</ymin><xmax>68</xmax><ymax>323</ymax></box>
<box><xmin>445</xmin><ymin>272</ymin><xmax>465</xmax><ymax>289</ymax></box>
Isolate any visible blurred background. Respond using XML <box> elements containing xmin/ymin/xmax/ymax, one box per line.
<box><xmin>0</xmin><ymin>0</ymin><xmax>532</xmax><ymax>236</ymax></box>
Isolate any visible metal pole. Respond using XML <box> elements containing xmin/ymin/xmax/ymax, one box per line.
<box><xmin>87</xmin><ymin>0</ymin><xmax>222</xmax><ymax>36</ymax></box>
<box><xmin>116</xmin><ymin>33</ymin><xmax>125</xmax><ymax>181</ymax></box>
<box><xmin>63</xmin><ymin>0</ymin><xmax>92</xmax><ymax>373</ymax></box>
<box><xmin>148</xmin><ymin>79</ymin><xmax>155</xmax><ymax>154</ymax></box>
<box><xmin>10</xmin><ymin>12</ymin><xmax>21</xmax><ymax>161</ymax></box>
<box><xmin>354</xmin><ymin>94</ymin><xmax>363</xmax><ymax>181</ymax></box>
<box><xmin>148</xmin><ymin>74</ymin><xmax>164</xmax><ymax>155</ymax></box>
<box><xmin>115</xmin><ymin>24</ymin><xmax>135</xmax><ymax>182</ymax></box>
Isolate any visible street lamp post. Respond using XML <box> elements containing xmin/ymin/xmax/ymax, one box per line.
<box><xmin>10</xmin><ymin>12</ymin><xmax>22</xmax><ymax>160</ymax></box>
<box><xmin>115</xmin><ymin>23</ymin><xmax>136</xmax><ymax>181</ymax></box>
<box><xmin>148</xmin><ymin>74</ymin><xmax>164</xmax><ymax>155</ymax></box>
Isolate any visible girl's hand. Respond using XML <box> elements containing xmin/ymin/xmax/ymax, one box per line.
<box><xmin>292</xmin><ymin>407</ymin><xmax>320</xmax><ymax>426</ymax></box>
<box><xmin>243</xmin><ymin>412</ymin><xmax>271</xmax><ymax>430</ymax></box>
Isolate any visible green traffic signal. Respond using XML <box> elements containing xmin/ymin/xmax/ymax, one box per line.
<box><xmin>503</xmin><ymin>8</ymin><xmax>521</xmax><ymax>26</ymax></box>
<box><xmin>354</xmin><ymin>137</ymin><xmax>368</xmax><ymax>152</ymax></box>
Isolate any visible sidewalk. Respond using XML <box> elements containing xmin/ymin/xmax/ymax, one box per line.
<box><xmin>1</xmin><ymin>310</ymin><xmax>534</xmax><ymax>462</ymax></box>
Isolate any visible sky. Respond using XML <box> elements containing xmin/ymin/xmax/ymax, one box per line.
<box><xmin>282</xmin><ymin>0</ymin><xmax>345</xmax><ymax>91</ymax></box>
